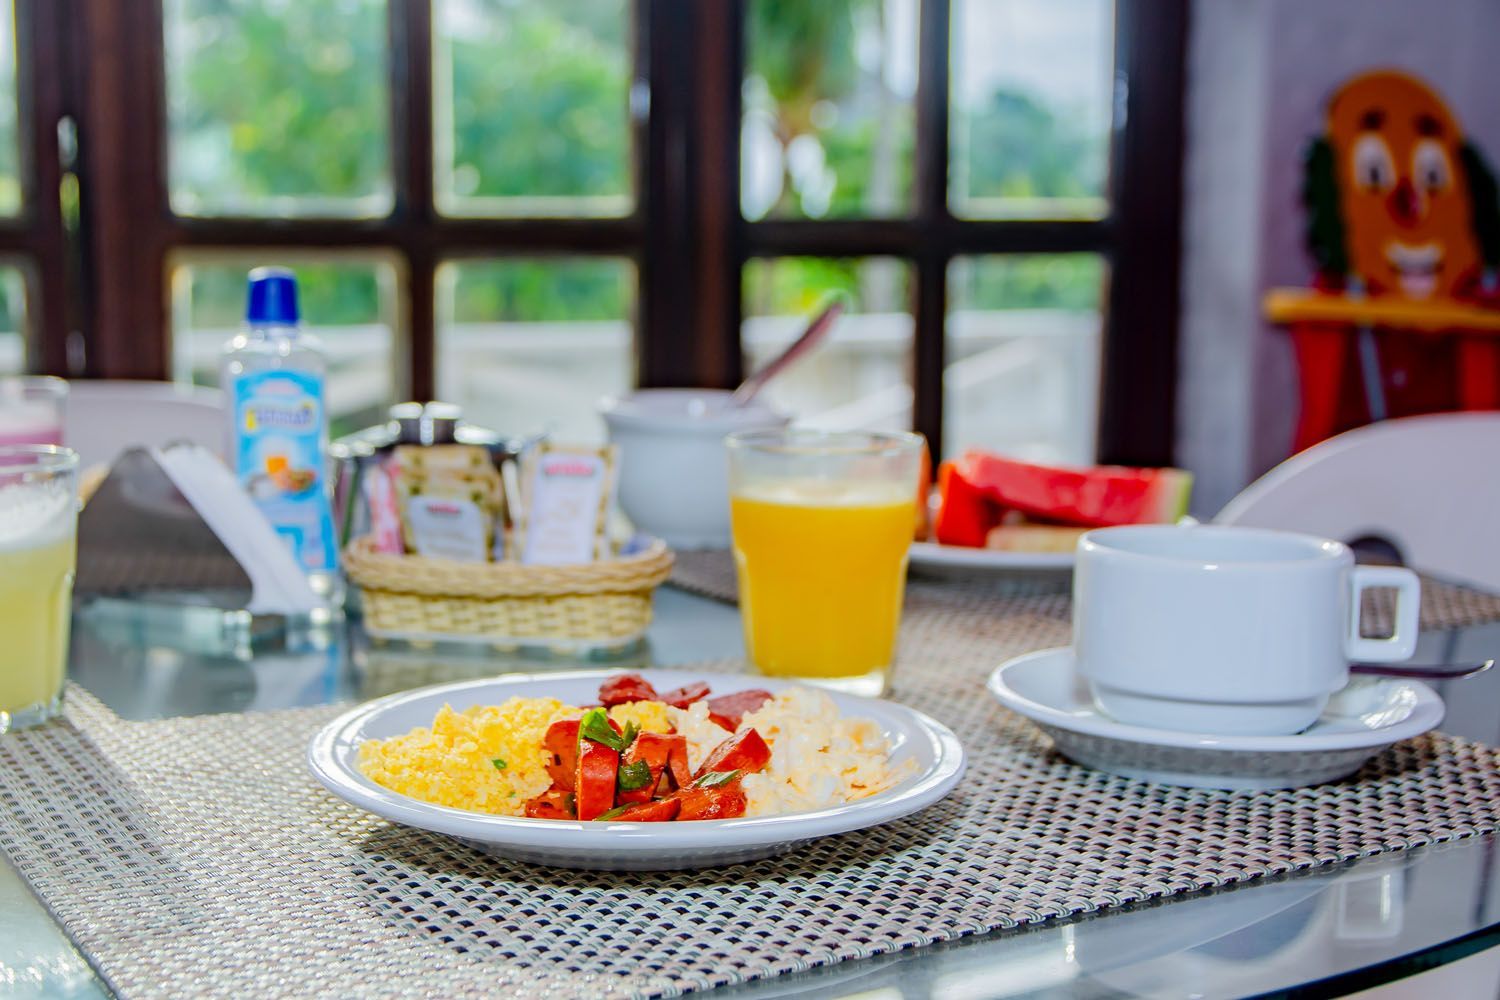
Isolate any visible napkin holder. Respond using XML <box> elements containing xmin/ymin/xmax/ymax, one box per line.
<box><xmin>76</xmin><ymin>445</ymin><xmax>326</xmax><ymax>650</ymax></box>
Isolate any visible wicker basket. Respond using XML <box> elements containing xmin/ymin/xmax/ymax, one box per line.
<box><xmin>343</xmin><ymin>536</ymin><xmax>675</xmax><ymax>645</ymax></box>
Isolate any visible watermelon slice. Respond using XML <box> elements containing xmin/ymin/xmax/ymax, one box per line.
<box><xmin>933</xmin><ymin>460</ymin><xmax>997</xmax><ymax>547</ymax></box>
<box><xmin>956</xmin><ymin>451</ymin><xmax>1192</xmax><ymax>529</ymax></box>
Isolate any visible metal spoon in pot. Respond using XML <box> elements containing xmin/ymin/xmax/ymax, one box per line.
<box><xmin>730</xmin><ymin>297</ymin><xmax>846</xmax><ymax>408</ymax></box>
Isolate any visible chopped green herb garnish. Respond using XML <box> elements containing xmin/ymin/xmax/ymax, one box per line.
<box><xmin>616</xmin><ymin>760</ymin><xmax>653</xmax><ymax>792</ymax></box>
<box><xmin>595</xmin><ymin>805</ymin><xmax>631</xmax><ymax>821</ymax></box>
<box><xmin>620</xmin><ymin>720</ymin><xmax>640</xmax><ymax>748</ymax></box>
<box><xmin>693</xmin><ymin>769</ymin><xmax>742</xmax><ymax>789</ymax></box>
<box><xmin>491</xmin><ymin>758</ymin><xmax>507</xmax><ymax>770</ymax></box>
<box><xmin>578</xmin><ymin>708</ymin><xmax>628</xmax><ymax>752</ymax></box>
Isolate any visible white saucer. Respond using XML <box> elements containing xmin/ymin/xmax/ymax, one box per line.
<box><xmin>987</xmin><ymin>647</ymin><xmax>1445</xmax><ymax>790</ymax></box>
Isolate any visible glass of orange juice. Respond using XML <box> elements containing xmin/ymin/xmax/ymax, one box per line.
<box><xmin>0</xmin><ymin>446</ymin><xmax>78</xmax><ymax>733</ymax></box>
<box><xmin>726</xmin><ymin>429</ymin><xmax>922</xmax><ymax>697</ymax></box>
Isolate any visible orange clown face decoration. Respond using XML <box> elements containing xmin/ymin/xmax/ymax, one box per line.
<box><xmin>1306</xmin><ymin>71</ymin><xmax>1499</xmax><ymax>300</ymax></box>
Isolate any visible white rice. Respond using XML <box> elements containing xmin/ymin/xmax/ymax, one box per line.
<box><xmin>668</xmin><ymin>687</ymin><xmax>914</xmax><ymax>818</ymax></box>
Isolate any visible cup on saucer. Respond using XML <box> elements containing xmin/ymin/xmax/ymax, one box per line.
<box><xmin>1072</xmin><ymin>524</ymin><xmax>1421</xmax><ymax>737</ymax></box>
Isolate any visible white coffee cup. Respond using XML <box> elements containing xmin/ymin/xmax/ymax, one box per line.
<box><xmin>1072</xmin><ymin>524</ymin><xmax>1421</xmax><ymax>736</ymax></box>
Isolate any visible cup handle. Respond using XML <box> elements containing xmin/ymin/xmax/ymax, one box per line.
<box><xmin>1346</xmin><ymin>566</ymin><xmax>1421</xmax><ymax>663</ymax></box>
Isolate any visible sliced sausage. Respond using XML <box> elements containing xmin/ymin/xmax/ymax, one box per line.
<box><xmin>672</xmin><ymin>782</ymin><xmax>748</xmax><ymax>821</ymax></box>
<box><xmin>522</xmin><ymin>789</ymin><xmax>575</xmax><ymax>820</ymax></box>
<box><xmin>704</xmin><ymin>689</ymin><xmax>774</xmax><ymax>728</ymax></box>
<box><xmin>598</xmin><ymin>673</ymin><xmax>660</xmax><ymax>706</ymax></box>
<box><xmin>657</xmin><ymin>681</ymin><xmax>711</xmax><ymax>709</ymax></box>
<box><xmin>574</xmin><ymin>738</ymin><xmax>620</xmax><ymax>821</ymax></box>
<box><xmin>606</xmin><ymin>798</ymin><xmax>681</xmax><ymax>822</ymax></box>
<box><xmin>694</xmin><ymin>728</ymin><xmax>772</xmax><ymax>779</ymax></box>
<box><xmin>615</xmin><ymin>732</ymin><xmax>685</xmax><ymax>805</ymax></box>
<box><xmin>542</xmin><ymin>718</ymin><xmax>581</xmax><ymax>791</ymax></box>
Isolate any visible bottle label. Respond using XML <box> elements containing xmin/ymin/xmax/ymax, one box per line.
<box><xmin>231</xmin><ymin>369</ymin><xmax>337</xmax><ymax>573</ymax></box>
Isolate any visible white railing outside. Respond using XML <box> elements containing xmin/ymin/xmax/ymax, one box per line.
<box><xmin>173</xmin><ymin>309</ymin><xmax>1099</xmax><ymax>458</ymax></box>
<box><xmin>0</xmin><ymin>333</ymin><xmax>22</xmax><ymax>374</ymax></box>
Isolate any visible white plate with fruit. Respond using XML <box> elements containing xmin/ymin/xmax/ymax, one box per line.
<box><xmin>909</xmin><ymin>538</ymin><xmax>1077</xmax><ymax>574</ymax></box>
<box><xmin>908</xmin><ymin>452</ymin><xmax>1193</xmax><ymax>577</ymax></box>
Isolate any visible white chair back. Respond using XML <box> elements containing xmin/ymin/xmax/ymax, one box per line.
<box><xmin>64</xmin><ymin>380</ymin><xmax>225</xmax><ymax>469</ymax></box>
<box><xmin>1214</xmin><ymin>412</ymin><xmax>1500</xmax><ymax>590</ymax></box>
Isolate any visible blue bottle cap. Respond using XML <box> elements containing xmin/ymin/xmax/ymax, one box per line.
<box><xmin>246</xmin><ymin>266</ymin><xmax>300</xmax><ymax>325</ymax></box>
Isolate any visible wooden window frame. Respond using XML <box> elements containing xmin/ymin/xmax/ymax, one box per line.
<box><xmin>3</xmin><ymin>0</ymin><xmax>77</xmax><ymax>375</ymax></box>
<box><xmin>707</xmin><ymin>0</ymin><xmax>1188</xmax><ymax>465</ymax></box>
<box><xmin>38</xmin><ymin>0</ymin><xmax>1185</xmax><ymax>464</ymax></box>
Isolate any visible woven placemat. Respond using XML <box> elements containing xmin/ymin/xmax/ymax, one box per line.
<box><xmin>668</xmin><ymin>549</ymin><xmax>1500</xmax><ymax>635</ymax></box>
<box><xmin>4</xmin><ymin>594</ymin><xmax>1500</xmax><ymax>999</ymax></box>
<box><xmin>664</xmin><ymin>549</ymin><xmax>741</xmax><ymax>603</ymax></box>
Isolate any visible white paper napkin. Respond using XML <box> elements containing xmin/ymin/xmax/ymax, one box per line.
<box><xmin>153</xmin><ymin>444</ymin><xmax>321</xmax><ymax>615</ymax></box>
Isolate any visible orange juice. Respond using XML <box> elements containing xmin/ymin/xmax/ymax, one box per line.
<box><xmin>731</xmin><ymin>483</ymin><xmax>915</xmax><ymax>690</ymax></box>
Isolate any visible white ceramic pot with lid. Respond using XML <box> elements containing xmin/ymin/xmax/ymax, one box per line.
<box><xmin>599</xmin><ymin>388</ymin><xmax>790</xmax><ymax>549</ymax></box>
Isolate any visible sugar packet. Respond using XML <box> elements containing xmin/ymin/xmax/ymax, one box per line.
<box><xmin>516</xmin><ymin>443</ymin><xmax>618</xmax><ymax>565</ymax></box>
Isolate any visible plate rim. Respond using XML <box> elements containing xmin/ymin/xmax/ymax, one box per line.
<box><xmin>987</xmin><ymin>647</ymin><xmax>1444</xmax><ymax>753</ymax></box>
<box><xmin>307</xmin><ymin>668</ymin><xmax>967</xmax><ymax>853</ymax></box>
<box><xmin>908</xmin><ymin>540</ymin><xmax>1074</xmax><ymax>571</ymax></box>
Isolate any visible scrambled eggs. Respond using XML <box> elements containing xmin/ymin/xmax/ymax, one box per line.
<box><xmin>358</xmin><ymin>697</ymin><xmax>674</xmax><ymax>816</ymax></box>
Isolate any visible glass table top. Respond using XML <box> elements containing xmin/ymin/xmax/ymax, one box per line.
<box><xmin>5</xmin><ymin>588</ymin><xmax>1500</xmax><ymax>999</ymax></box>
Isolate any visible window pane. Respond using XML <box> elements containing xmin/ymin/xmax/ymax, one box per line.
<box><xmin>0</xmin><ymin>265</ymin><xmax>26</xmax><ymax>373</ymax></box>
<box><xmin>436</xmin><ymin>258</ymin><xmax>635</xmax><ymax>442</ymax></box>
<box><xmin>163</xmin><ymin>0</ymin><xmax>393</xmax><ymax>218</ymax></box>
<box><xmin>742</xmin><ymin>0</ymin><xmax>918</xmax><ymax>220</ymax></box>
<box><xmin>945</xmin><ymin>254</ymin><xmax>1106</xmax><ymax>463</ymax></box>
<box><xmin>950</xmin><ymin>0</ymin><xmax>1114</xmax><ymax>220</ymax></box>
<box><xmin>0</xmin><ymin>2</ymin><xmax>18</xmax><ymax>215</ymax></box>
<box><xmin>434</xmin><ymin>0</ymin><xmax>633</xmax><ymax>218</ymax></box>
<box><xmin>742</xmin><ymin>257</ymin><xmax>912</xmax><ymax>430</ymax></box>
<box><xmin>169</xmin><ymin>254</ymin><xmax>399</xmax><ymax>437</ymax></box>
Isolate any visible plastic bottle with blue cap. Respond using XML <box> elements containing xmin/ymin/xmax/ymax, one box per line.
<box><xmin>221</xmin><ymin>266</ymin><xmax>341</xmax><ymax>606</ymax></box>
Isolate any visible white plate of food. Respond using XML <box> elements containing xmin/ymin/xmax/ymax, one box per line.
<box><xmin>308</xmin><ymin>669</ymin><xmax>966</xmax><ymax>870</ymax></box>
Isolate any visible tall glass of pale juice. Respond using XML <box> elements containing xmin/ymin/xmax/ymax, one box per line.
<box><xmin>726</xmin><ymin>429</ymin><xmax>922</xmax><ymax>697</ymax></box>
<box><xmin>0</xmin><ymin>376</ymin><xmax>67</xmax><ymax>448</ymax></box>
<box><xmin>0</xmin><ymin>446</ymin><xmax>78</xmax><ymax>733</ymax></box>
